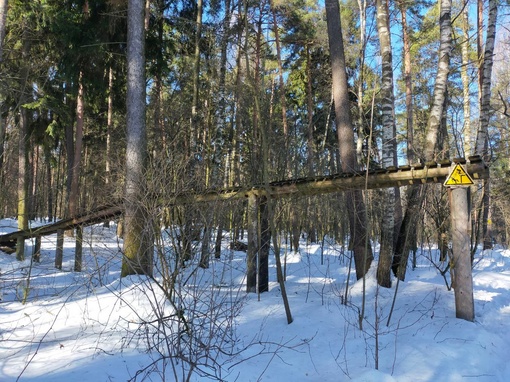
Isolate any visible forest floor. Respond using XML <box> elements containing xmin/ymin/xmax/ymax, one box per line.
<box><xmin>1</xmin><ymin>218</ymin><xmax>510</xmax><ymax>381</ymax></box>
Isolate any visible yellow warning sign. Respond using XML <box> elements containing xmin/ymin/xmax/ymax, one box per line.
<box><xmin>444</xmin><ymin>164</ymin><xmax>474</xmax><ymax>186</ymax></box>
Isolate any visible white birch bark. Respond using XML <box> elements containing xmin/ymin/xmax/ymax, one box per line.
<box><xmin>475</xmin><ymin>0</ymin><xmax>498</xmax><ymax>157</ymax></box>
<box><xmin>423</xmin><ymin>0</ymin><xmax>452</xmax><ymax>161</ymax></box>
<box><xmin>375</xmin><ymin>0</ymin><xmax>397</xmax><ymax>288</ymax></box>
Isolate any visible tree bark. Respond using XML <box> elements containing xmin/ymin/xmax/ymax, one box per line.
<box><xmin>0</xmin><ymin>0</ymin><xmax>7</xmax><ymax>62</ymax></box>
<box><xmin>325</xmin><ymin>0</ymin><xmax>373</xmax><ymax>279</ymax></box>
<box><xmin>0</xmin><ymin>108</ymin><xmax>6</xmax><ymax>180</ymax></box>
<box><xmin>398</xmin><ymin>0</ymin><xmax>414</xmax><ymax>163</ymax></box>
<box><xmin>103</xmin><ymin>65</ymin><xmax>113</xmax><ymax>225</ymax></box>
<box><xmin>191</xmin><ymin>0</ymin><xmax>203</xmax><ymax>124</ymax></box>
<box><xmin>355</xmin><ymin>0</ymin><xmax>367</xmax><ymax>162</ymax></box>
<box><xmin>246</xmin><ymin>193</ymin><xmax>258</xmax><ymax>293</ymax></box>
<box><xmin>16</xmin><ymin>26</ymin><xmax>31</xmax><ymax>261</ymax></box>
<box><xmin>423</xmin><ymin>0</ymin><xmax>452</xmax><ymax>161</ymax></box>
<box><xmin>17</xmin><ymin>106</ymin><xmax>29</xmax><ymax>261</ymax></box>
<box><xmin>393</xmin><ymin>0</ymin><xmax>452</xmax><ymax>279</ymax></box>
<box><xmin>475</xmin><ymin>0</ymin><xmax>497</xmax><ymax>250</ymax></box>
<box><xmin>121</xmin><ymin>0</ymin><xmax>153</xmax><ymax>277</ymax></box>
<box><xmin>461</xmin><ymin>5</ymin><xmax>472</xmax><ymax>155</ymax></box>
<box><xmin>68</xmin><ymin>71</ymin><xmax>85</xmax><ymax>218</ymax></box>
<box><xmin>375</xmin><ymin>0</ymin><xmax>398</xmax><ymax>288</ymax></box>
<box><xmin>306</xmin><ymin>45</ymin><xmax>315</xmax><ymax>177</ymax></box>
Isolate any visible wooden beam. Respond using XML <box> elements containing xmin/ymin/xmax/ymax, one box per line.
<box><xmin>0</xmin><ymin>158</ymin><xmax>489</xmax><ymax>246</ymax></box>
<box><xmin>0</xmin><ymin>205</ymin><xmax>122</xmax><ymax>245</ymax></box>
<box><xmin>173</xmin><ymin>160</ymin><xmax>489</xmax><ymax>204</ymax></box>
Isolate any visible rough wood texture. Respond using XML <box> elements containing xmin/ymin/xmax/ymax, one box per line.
<box><xmin>181</xmin><ymin>158</ymin><xmax>489</xmax><ymax>203</ymax></box>
<box><xmin>449</xmin><ymin>187</ymin><xmax>475</xmax><ymax>321</ymax></box>
<box><xmin>0</xmin><ymin>205</ymin><xmax>122</xmax><ymax>245</ymax></box>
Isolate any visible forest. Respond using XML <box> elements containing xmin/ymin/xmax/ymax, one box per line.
<box><xmin>1</xmin><ymin>0</ymin><xmax>510</xmax><ymax>380</ymax></box>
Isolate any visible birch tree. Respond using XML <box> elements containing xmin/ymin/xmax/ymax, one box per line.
<box><xmin>393</xmin><ymin>0</ymin><xmax>452</xmax><ymax>279</ymax></box>
<box><xmin>475</xmin><ymin>0</ymin><xmax>498</xmax><ymax>250</ymax></box>
<box><xmin>423</xmin><ymin>0</ymin><xmax>453</xmax><ymax>161</ymax></box>
<box><xmin>475</xmin><ymin>0</ymin><xmax>497</xmax><ymax>156</ymax></box>
<box><xmin>375</xmin><ymin>0</ymin><xmax>399</xmax><ymax>288</ymax></box>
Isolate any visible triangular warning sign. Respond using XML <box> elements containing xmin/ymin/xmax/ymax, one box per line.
<box><xmin>444</xmin><ymin>164</ymin><xmax>474</xmax><ymax>186</ymax></box>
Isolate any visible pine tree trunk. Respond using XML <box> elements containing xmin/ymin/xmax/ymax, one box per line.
<box><xmin>68</xmin><ymin>71</ymin><xmax>85</xmax><ymax>219</ymax></box>
<box><xmin>44</xmin><ymin>145</ymin><xmax>53</xmax><ymax>222</ymax></box>
<box><xmin>121</xmin><ymin>0</ymin><xmax>153</xmax><ymax>277</ymax></box>
<box><xmin>17</xmin><ymin>106</ymin><xmax>29</xmax><ymax>261</ymax></box>
<box><xmin>16</xmin><ymin>30</ymin><xmax>31</xmax><ymax>261</ymax></box>
<box><xmin>325</xmin><ymin>0</ymin><xmax>373</xmax><ymax>279</ymax></box>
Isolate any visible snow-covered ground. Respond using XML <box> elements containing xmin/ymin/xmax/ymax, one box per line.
<box><xmin>1</xmin><ymin>218</ymin><xmax>509</xmax><ymax>381</ymax></box>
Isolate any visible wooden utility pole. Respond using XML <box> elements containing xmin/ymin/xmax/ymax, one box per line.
<box><xmin>445</xmin><ymin>164</ymin><xmax>475</xmax><ymax>321</ymax></box>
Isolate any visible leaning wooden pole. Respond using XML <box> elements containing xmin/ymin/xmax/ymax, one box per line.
<box><xmin>1</xmin><ymin>158</ymin><xmax>489</xmax><ymax>249</ymax></box>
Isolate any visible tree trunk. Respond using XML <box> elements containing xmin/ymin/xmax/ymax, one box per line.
<box><xmin>0</xmin><ymin>109</ymin><xmax>6</xmax><ymax>179</ymax></box>
<box><xmin>375</xmin><ymin>0</ymin><xmax>398</xmax><ymax>288</ymax></box>
<box><xmin>355</xmin><ymin>0</ymin><xmax>367</xmax><ymax>162</ymax></box>
<box><xmin>398</xmin><ymin>0</ymin><xmax>414</xmax><ymax>163</ymax></box>
<box><xmin>393</xmin><ymin>0</ymin><xmax>452</xmax><ymax>279</ymax></box>
<box><xmin>270</xmin><ymin>1</ymin><xmax>299</xmax><ymax>251</ymax></box>
<box><xmin>246</xmin><ymin>193</ymin><xmax>258</xmax><ymax>293</ymax></box>
<box><xmin>0</xmin><ymin>0</ymin><xmax>7</xmax><ymax>62</ymax></box>
<box><xmin>475</xmin><ymin>0</ymin><xmax>497</xmax><ymax>250</ymax></box>
<box><xmin>44</xmin><ymin>145</ymin><xmax>53</xmax><ymax>222</ymax></box>
<box><xmin>325</xmin><ymin>0</ymin><xmax>373</xmax><ymax>279</ymax></box>
<box><xmin>395</xmin><ymin>0</ymin><xmax>452</xmax><ymax>279</ymax></box>
<box><xmin>121</xmin><ymin>0</ymin><xmax>153</xmax><ymax>277</ymax></box>
<box><xmin>68</xmin><ymin>71</ymin><xmax>85</xmax><ymax>219</ymax></box>
<box><xmin>246</xmin><ymin>193</ymin><xmax>270</xmax><ymax>294</ymax></box>
<box><xmin>16</xmin><ymin>29</ymin><xmax>31</xmax><ymax>261</ymax></box>
<box><xmin>423</xmin><ymin>0</ymin><xmax>453</xmax><ymax>161</ymax></box>
<box><xmin>306</xmin><ymin>45</ymin><xmax>315</xmax><ymax>177</ymax></box>
<box><xmin>461</xmin><ymin>5</ymin><xmax>472</xmax><ymax>155</ymax></box>
<box><xmin>17</xmin><ymin>106</ymin><xmax>29</xmax><ymax>261</ymax></box>
<box><xmin>191</xmin><ymin>0</ymin><xmax>203</xmax><ymax>122</ymax></box>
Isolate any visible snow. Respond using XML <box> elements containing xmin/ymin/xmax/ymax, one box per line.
<box><xmin>1</xmin><ymin>219</ymin><xmax>510</xmax><ymax>381</ymax></box>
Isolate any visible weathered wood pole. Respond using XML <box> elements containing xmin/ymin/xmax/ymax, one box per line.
<box><xmin>55</xmin><ymin>229</ymin><xmax>64</xmax><ymax>270</ymax></box>
<box><xmin>449</xmin><ymin>186</ymin><xmax>474</xmax><ymax>321</ymax></box>
<box><xmin>74</xmin><ymin>226</ymin><xmax>83</xmax><ymax>272</ymax></box>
